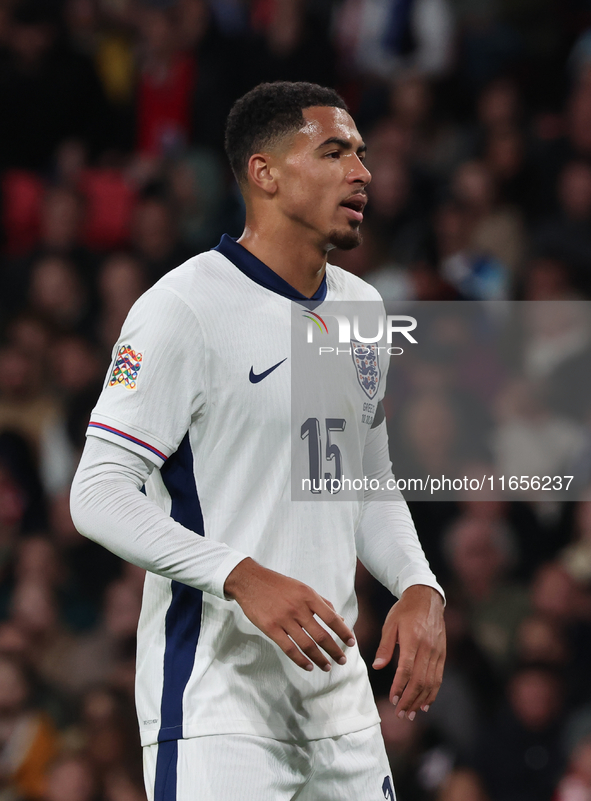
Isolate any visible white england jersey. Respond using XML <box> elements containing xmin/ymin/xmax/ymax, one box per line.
<box><xmin>86</xmin><ymin>236</ymin><xmax>399</xmax><ymax>747</ymax></box>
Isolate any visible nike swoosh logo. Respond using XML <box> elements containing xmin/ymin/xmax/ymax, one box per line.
<box><xmin>249</xmin><ymin>358</ymin><xmax>287</xmax><ymax>383</ymax></box>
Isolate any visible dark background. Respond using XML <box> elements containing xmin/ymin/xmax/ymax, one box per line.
<box><xmin>2</xmin><ymin>0</ymin><xmax>591</xmax><ymax>799</ymax></box>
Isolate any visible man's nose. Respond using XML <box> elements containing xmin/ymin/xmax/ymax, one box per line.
<box><xmin>348</xmin><ymin>157</ymin><xmax>371</xmax><ymax>185</ymax></box>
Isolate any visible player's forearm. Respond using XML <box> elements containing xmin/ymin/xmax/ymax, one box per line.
<box><xmin>357</xmin><ymin>421</ymin><xmax>444</xmax><ymax>602</ymax></box>
<box><xmin>70</xmin><ymin>437</ymin><xmax>248</xmax><ymax>599</ymax></box>
<box><xmin>356</xmin><ymin>501</ymin><xmax>444</xmax><ymax>601</ymax></box>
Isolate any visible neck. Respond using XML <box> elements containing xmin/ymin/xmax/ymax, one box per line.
<box><xmin>238</xmin><ymin>218</ymin><xmax>328</xmax><ymax>298</ymax></box>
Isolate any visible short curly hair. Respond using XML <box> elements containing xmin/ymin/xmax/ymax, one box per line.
<box><xmin>225</xmin><ymin>81</ymin><xmax>348</xmax><ymax>187</ymax></box>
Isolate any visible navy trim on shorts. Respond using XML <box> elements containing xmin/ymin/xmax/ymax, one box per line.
<box><xmin>154</xmin><ymin>740</ymin><xmax>178</xmax><ymax>801</ymax></box>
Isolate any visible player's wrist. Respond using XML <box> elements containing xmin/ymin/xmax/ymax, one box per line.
<box><xmin>401</xmin><ymin>584</ymin><xmax>445</xmax><ymax>606</ymax></box>
<box><xmin>223</xmin><ymin>557</ymin><xmax>259</xmax><ymax>600</ymax></box>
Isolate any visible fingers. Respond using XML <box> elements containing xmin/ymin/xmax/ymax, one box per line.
<box><xmin>391</xmin><ymin>648</ymin><xmax>426</xmax><ymax>720</ymax></box>
<box><xmin>389</xmin><ymin>647</ymin><xmax>416</xmax><ymax>706</ymax></box>
<box><xmin>285</xmin><ymin>623</ymin><xmax>335</xmax><ymax>672</ymax></box>
<box><xmin>312</xmin><ymin>599</ymin><xmax>355</xmax><ymax>648</ymax></box>
<box><xmin>272</xmin><ymin>628</ymin><xmax>315</xmax><ymax>672</ymax></box>
<box><xmin>230</xmin><ymin>564</ymin><xmax>355</xmax><ymax>673</ymax></box>
<box><xmin>373</xmin><ymin>617</ymin><xmax>398</xmax><ymax>670</ymax></box>
<box><xmin>376</xmin><ymin>586</ymin><xmax>446</xmax><ymax>720</ymax></box>
<box><xmin>420</xmin><ymin>653</ymin><xmax>445</xmax><ymax>711</ymax></box>
<box><xmin>271</xmin><ymin>617</ymin><xmax>349</xmax><ymax>673</ymax></box>
<box><xmin>301</xmin><ymin>618</ymin><xmax>348</xmax><ymax>666</ymax></box>
<box><xmin>409</xmin><ymin>655</ymin><xmax>438</xmax><ymax>716</ymax></box>
<box><xmin>393</xmin><ymin>641</ymin><xmax>445</xmax><ymax>719</ymax></box>
<box><xmin>265</xmin><ymin>595</ymin><xmax>354</xmax><ymax>673</ymax></box>
<box><xmin>321</xmin><ymin>596</ymin><xmax>346</xmax><ymax>622</ymax></box>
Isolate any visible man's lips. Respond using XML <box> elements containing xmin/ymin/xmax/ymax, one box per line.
<box><xmin>340</xmin><ymin>194</ymin><xmax>367</xmax><ymax>222</ymax></box>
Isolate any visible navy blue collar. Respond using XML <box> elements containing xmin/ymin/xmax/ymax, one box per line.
<box><xmin>213</xmin><ymin>234</ymin><xmax>327</xmax><ymax>304</ymax></box>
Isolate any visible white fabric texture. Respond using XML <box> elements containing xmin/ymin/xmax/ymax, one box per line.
<box><xmin>70</xmin><ymin>437</ymin><xmax>249</xmax><ymax>600</ymax></box>
<box><xmin>70</xmin><ymin>246</ymin><xmax>442</xmax><ymax>747</ymax></box>
<box><xmin>84</xmin><ymin>287</ymin><xmax>209</xmax><ymax>467</ymax></box>
<box><xmin>143</xmin><ymin>725</ymin><xmax>394</xmax><ymax>801</ymax></box>
<box><xmin>358</xmin><ymin>420</ymin><xmax>445</xmax><ymax>602</ymax></box>
<box><xmin>70</xmin><ymin>424</ymin><xmax>444</xmax><ymax>606</ymax></box>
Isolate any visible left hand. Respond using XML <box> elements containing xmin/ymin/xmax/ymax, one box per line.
<box><xmin>372</xmin><ymin>584</ymin><xmax>446</xmax><ymax>720</ymax></box>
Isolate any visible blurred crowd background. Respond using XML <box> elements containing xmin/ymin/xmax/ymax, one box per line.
<box><xmin>1</xmin><ymin>0</ymin><xmax>591</xmax><ymax>799</ymax></box>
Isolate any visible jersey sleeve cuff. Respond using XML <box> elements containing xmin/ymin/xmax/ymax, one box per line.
<box><xmin>396</xmin><ymin>567</ymin><xmax>446</xmax><ymax>605</ymax></box>
<box><xmin>86</xmin><ymin>414</ymin><xmax>173</xmax><ymax>467</ymax></box>
<box><xmin>210</xmin><ymin>551</ymin><xmax>251</xmax><ymax>601</ymax></box>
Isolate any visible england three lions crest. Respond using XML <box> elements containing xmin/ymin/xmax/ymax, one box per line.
<box><xmin>351</xmin><ymin>341</ymin><xmax>380</xmax><ymax>399</ymax></box>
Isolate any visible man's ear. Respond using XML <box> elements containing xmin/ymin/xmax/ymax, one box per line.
<box><xmin>247</xmin><ymin>153</ymin><xmax>279</xmax><ymax>196</ymax></box>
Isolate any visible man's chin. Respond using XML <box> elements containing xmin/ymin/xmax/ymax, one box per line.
<box><xmin>327</xmin><ymin>227</ymin><xmax>362</xmax><ymax>251</ymax></box>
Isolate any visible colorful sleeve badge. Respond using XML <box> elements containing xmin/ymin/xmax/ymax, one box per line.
<box><xmin>108</xmin><ymin>345</ymin><xmax>143</xmax><ymax>391</ymax></box>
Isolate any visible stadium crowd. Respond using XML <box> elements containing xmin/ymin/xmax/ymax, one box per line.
<box><xmin>2</xmin><ymin>0</ymin><xmax>591</xmax><ymax>799</ymax></box>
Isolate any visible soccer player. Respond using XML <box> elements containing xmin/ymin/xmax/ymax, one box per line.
<box><xmin>70</xmin><ymin>82</ymin><xmax>445</xmax><ymax>801</ymax></box>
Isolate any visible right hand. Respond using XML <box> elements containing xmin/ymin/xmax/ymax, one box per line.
<box><xmin>224</xmin><ymin>558</ymin><xmax>355</xmax><ymax>672</ymax></box>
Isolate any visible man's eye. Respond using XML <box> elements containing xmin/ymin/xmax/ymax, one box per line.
<box><xmin>326</xmin><ymin>151</ymin><xmax>340</xmax><ymax>158</ymax></box>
